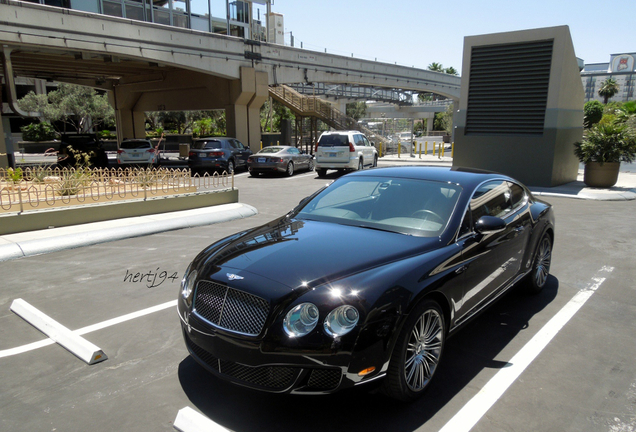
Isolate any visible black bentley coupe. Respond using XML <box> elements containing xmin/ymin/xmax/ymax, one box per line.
<box><xmin>178</xmin><ymin>166</ymin><xmax>554</xmax><ymax>401</ymax></box>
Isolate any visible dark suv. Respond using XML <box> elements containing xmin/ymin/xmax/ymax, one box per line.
<box><xmin>57</xmin><ymin>133</ymin><xmax>109</xmax><ymax>168</ymax></box>
<box><xmin>188</xmin><ymin>137</ymin><xmax>251</xmax><ymax>174</ymax></box>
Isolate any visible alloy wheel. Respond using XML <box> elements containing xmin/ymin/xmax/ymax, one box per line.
<box><xmin>534</xmin><ymin>236</ymin><xmax>552</xmax><ymax>288</ymax></box>
<box><xmin>404</xmin><ymin>308</ymin><xmax>444</xmax><ymax>392</ymax></box>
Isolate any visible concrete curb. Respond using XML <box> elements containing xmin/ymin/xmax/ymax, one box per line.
<box><xmin>0</xmin><ymin>203</ymin><xmax>258</xmax><ymax>262</ymax></box>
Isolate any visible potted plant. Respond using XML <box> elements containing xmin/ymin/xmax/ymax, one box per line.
<box><xmin>574</xmin><ymin>122</ymin><xmax>636</xmax><ymax>188</ymax></box>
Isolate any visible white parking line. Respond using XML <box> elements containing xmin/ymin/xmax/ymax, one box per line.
<box><xmin>438</xmin><ymin>267</ymin><xmax>613</xmax><ymax>432</ymax></box>
<box><xmin>0</xmin><ymin>300</ymin><xmax>177</xmax><ymax>359</ymax></box>
<box><xmin>285</xmin><ymin>172</ymin><xmax>317</xmax><ymax>180</ymax></box>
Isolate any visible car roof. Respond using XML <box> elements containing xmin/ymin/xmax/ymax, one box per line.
<box><xmin>348</xmin><ymin>166</ymin><xmax>516</xmax><ymax>189</ymax></box>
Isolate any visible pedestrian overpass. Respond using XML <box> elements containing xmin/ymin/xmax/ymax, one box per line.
<box><xmin>0</xmin><ymin>0</ymin><xmax>460</xmax><ymax>155</ymax></box>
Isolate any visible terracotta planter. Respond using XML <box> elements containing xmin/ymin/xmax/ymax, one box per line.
<box><xmin>583</xmin><ymin>161</ymin><xmax>620</xmax><ymax>188</ymax></box>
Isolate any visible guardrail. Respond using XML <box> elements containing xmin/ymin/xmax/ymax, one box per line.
<box><xmin>0</xmin><ymin>167</ymin><xmax>232</xmax><ymax>213</ymax></box>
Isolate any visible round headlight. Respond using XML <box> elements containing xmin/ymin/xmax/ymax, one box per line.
<box><xmin>181</xmin><ymin>269</ymin><xmax>198</xmax><ymax>307</ymax></box>
<box><xmin>283</xmin><ymin>303</ymin><xmax>319</xmax><ymax>337</ymax></box>
<box><xmin>324</xmin><ymin>305</ymin><xmax>359</xmax><ymax>337</ymax></box>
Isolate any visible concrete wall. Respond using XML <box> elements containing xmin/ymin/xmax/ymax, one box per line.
<box><xmin>453</xmin><ymin>26</ymin><xmax>584</xmax><ymax>187</ymax></box>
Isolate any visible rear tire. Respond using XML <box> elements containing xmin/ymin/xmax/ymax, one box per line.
<box><xmin>527</xmin><ymin>233</ymin><xmax>552</xmax><ymax>293</ymax></box>
<box><xmin>286</xmin><ymin>161</ymin><xmax>294</xmax><ymax>177</ymax></box>
<box><xmin>226</xmin><ymin>160</ymin><xmax>235</xmax><ymax>175</ymax></box>
<box><xmin>382</xmin><ymin>299</ymin><xmax>445</xmax><ymax>401</ymax></box>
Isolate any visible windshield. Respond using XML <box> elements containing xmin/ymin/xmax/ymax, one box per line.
<box><xmin>258</xmin><ymin>147</ymin><xmax>285</xmax><ymax>154</ymax></box>
<box><xmin>121</xmin><ymin>141</ymin><xmax>151</xmax><ymax>149</ymax></box>
<box><xmin>317</xmin><ymin>134</ymin><xmax>348</xmax><ymax>147</ymax></box>
<box><xmin>296</xmin><ymin>176</ymin><xmax>461</xmax><ymax>237</ymax></box>
<box><xmin>191</xmin><ymin>140</ymin><xmax>221</xmax><ymax>150</ymax></box>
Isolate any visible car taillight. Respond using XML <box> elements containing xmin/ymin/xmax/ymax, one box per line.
<box><xmin>315</xmin><ymin>143</ymin><xmax>319</xmax><ymax>152</ymax></box>
<box><xmin>210</xmin><ymin>151</ymin><xmax>224</xmax><ymax>157</ymax></box>
<box><xmin>117</xmin><ymin>149</ymin><xmax>124</xmax><ymax>154</ymax></box>
<box><xmin>147</xmin><ymin>148</ymin><xmax>156</xmax><ymax>153</ymax></box>
<box><xmin>188</xmin><ymin>151</ymin><xmax>196</xmax><ymax>157</ymax></box>
<box><xmin>349</xmin><ymin>142</ymin><xmax>356</xmax><ymax>152</ymax></box>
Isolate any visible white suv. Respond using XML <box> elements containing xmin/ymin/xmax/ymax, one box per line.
<box><xmin>314</xmin><ymin>131</ymin><xmax>378</xmax><ymax>177</ymax></box>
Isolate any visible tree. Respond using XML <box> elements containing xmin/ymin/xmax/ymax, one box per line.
<box><xmin>444</xmin><ymin>66</ymin><xmax>459</xmax><ymax>76</ymax></box>
<box><xmin>433</xmin><ymin>104</ymin><xmax>454</xmax><ymax>134</ymax></box>
<box><xmin>598</xmin><ymin>78</ymin><xmax>620</xmax><ymax>104</ymax></box>
<box><xmin>583</xmin><ymin>100</ymin><xmax>604</xmax><ymax>128</ymax></box>
<box><xmin>18</xmin><ymin>83</ymin><xmax>114</xmax><ymax>133</ymax></box>
<box><xmin>346</xmin><ymin>102</ymin><xmax>367</xmax><ymax>121</ymax></box>
<box><xmin>427</xmin><ymin>62</ymin><xmax>444</xmax><ymax>72</ymax></box>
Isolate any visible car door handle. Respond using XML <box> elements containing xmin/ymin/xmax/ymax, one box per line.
<box><xmin>455</xmin><ymin>265</ymin><xmax>468</xmax><ymax>274</ymax></box>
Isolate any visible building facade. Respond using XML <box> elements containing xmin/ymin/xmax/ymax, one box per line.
<box><xmin>581</xmin><ymin>53</ymin><xmax>636</xmax><ymax>103</ymax></box>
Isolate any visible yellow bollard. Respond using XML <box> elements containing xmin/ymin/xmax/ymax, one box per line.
<box><xmin>425</xmin><ymin>141</ymin><xmax>428</xmax><ymax>156</ymax></box>
<box><xmin>442</xmin><ymin>142</ymin><xmax>445</xmax><ymax>157</ymax></box>
<box><xmin>451</xmin><ymin>142</ymin><xmax>454</xmax><ymax>158</ymax></box>
<box><xmin>260</xmin><ymin>141</ymin><xmax>263</xmax><ymax>150</ymax></box>
<box><xmin>398</xmin><ymin>140</ymin><xmax>401</xmax><ymax>158</ymax></box>
<box><xmin>433</xmin><ymin>142</ymin><xmax>436</xmax><ymax>157</ymax></box>
<box><xmin>419</xmin><ymin>142</ymin><xmax>422</xmax><ymax>159</ymax></box>
<box><xmin>277</xmin><ymin>141</ymin><xmax>280</xmax><ymax>146</ymax></box>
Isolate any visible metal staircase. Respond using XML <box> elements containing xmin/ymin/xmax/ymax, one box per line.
<box><xmin>268</xmin><ymin>85</ymin><xmax>388</xmax><ymax>145</ymax></box>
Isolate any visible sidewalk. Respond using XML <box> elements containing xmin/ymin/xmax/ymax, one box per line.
<box><xmin>0</xmin><ymin>203</ymin><xmax>257</xmax><ymax>262</ymax></box>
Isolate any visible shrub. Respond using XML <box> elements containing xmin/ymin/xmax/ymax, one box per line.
<box><xmin>20</xmin><ymin>122</ymin><xmax>58</xmax><ymax>142</ymax></box>
<box><xmin>574</xmin><ymin>123</ymin><xmax>636</xmax><ymax>164</ymax></box>
<box><xmin>583</xmin><ymin>100</ymin><xmax>604</xmax><ymax>128</ymax></box>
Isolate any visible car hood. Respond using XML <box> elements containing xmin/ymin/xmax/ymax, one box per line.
<box><xmin>198</xmin><ymin>217</ymin><xmax>441</xmax><ymax>291</ymax></box>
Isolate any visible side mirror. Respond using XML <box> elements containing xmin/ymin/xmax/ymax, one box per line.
<box><xmin>474</xmin><ymin>216</ymin><xmax>506</xmax><ymax>234</ymax></box>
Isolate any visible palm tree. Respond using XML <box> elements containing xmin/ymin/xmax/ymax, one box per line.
<box><xmin>598</xmin><ymin>78</ymin><xmax>620</xmax><ymax>104</ymax></box>
<box><xmin>427</xmin><ymin>62</ymin><xmax>444</xmax><ymax>73</ymax></box>
<box><xmin>444</xmin><ymin>66</ymin><xmax>458</xmax><ymax>76</ymax></box>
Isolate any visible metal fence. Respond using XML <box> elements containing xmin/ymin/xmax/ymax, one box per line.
<box><xmin>0</xmin><ymin>167</ymin><xmax>233</xmax><ymax>213</ymax></box>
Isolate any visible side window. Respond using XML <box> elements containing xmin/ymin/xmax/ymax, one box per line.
<box><xmin>459</xmin><ymin>207</ymin><xmax>472</xmax><ymax>237</ymax></box>
<box><xmin>353</xmin><ymin>135</ymin><xmax>362</xmax><ymax>145</ymax></box>
<box><xmin>508</xmin><ymin>182</ymin><xmax>527</xmax><ymax>210</ymax></box>
<box><xmin>289</xmin><ymin>148</ymin><xmax>299</xmax><ymax>154</ymax></box>
<box><xmin>231</xmin><ymin>140</ymin><xmax>244</xmax><ymax>149</ymax></box>
<box><xmin>362</xmin><ymin>136</ymin><xmax>371</xmax><ymax>146</ymax></box>
<box><xmin>470</xmin><ymin>181</ymin><xmax>513</xmax><ymax>220</ymax></box>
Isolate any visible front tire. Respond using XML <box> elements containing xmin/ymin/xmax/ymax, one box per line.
<box><xmin>286</xmin><ymin>161</ymin><xmax>294</xmax><ymax>177</ymax></box>
<box><xmin>357</xmin><ymin>159</ymin><xmax>364</xmax><ymax>171</ymax></box>
<box><xmin>527</xmin><ymin>233</ymin><xmax>552</xmax><ymax>293</ymax></box>
<box><xmin>383</xmin><ymin>300</ymin><xmax>445</xmax><ymax>401</ymax></box>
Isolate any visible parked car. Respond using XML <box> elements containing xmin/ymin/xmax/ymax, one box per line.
<box><xmin>247</xmin><ymin>146</ymin><xmax>314</xmax><ymax>177</ymax></box>
<box><xmin>314</xmin><ymin>130</ymin><xmax>378</xmax><ymax>177</ymax></box>
<box><xmin>57</xmin><ymin>133</ymin><xmax>109</xmax><ymax>168</ymax></box>
<box><xmin>178</xmin><ymin>166</ymin><xmax>554</xmax><ymax>400</ymax></box>
<box><xmin>117</xmin><ymin>139</ymin><xmax>158</xmax><ymax>166</ymax></box>
<box><xmin>188</xmin><ymin>137</ymin><xmax>252</xmax><ymax>174</ymax></box>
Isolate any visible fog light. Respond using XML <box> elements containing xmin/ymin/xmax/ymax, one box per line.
<box><xmin>358</xmin><ymin>367</ymin><xmax>376</xmax><ymax>377</ymax></box>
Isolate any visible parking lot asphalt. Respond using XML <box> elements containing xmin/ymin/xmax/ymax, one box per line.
<box><xmin>1</xmin><ymin>164</ymin><xmax>636</xmax><ymax>432</ymax></box>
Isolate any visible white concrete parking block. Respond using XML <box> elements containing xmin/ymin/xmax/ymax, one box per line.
<box><xmin>10</xmin><ymin>298</ymin><xmax>107</xmax><ymax>365</ymax></box>
<box><xmin>174</xmin><ymin>407</ymin><xmax>229</xmax><ymax>432</ymax></box>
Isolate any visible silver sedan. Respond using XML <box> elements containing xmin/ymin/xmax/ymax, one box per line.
<box><xmin>247</xmin><ymin>146</ymin><xmax>314</xmax><ymax>177</ymax></box>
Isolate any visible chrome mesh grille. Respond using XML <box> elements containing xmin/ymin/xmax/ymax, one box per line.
<box><xmin>193</xmin><ymin>280</ymin><xmax>269</xmax><ymax>336</ymax></box>
<box><xmin>306</xmin><ymin>369</ymin><xmax>342</xmax><ymax>391</ymax></box>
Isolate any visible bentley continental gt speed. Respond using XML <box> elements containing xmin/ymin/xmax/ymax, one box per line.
<box><xmin>178</xmin><ymin>166</ymin><xmax>554</xmax><ymax>401</ymax></box>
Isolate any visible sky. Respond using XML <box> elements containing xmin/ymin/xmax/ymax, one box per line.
<box><xmin>253</xmin><ymin>0</ymin><xmax>636</xmax><ymax>73</ymax></box>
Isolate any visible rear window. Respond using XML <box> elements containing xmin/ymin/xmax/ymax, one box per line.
<box><xmin>317</xmin><ymin>134</ymin><xmax>349</xmax><ymax>147</ymax></box>
<box><xmin>192</xmin><ymin>140</ymin><xmax>222</xmax><ymax>150</ymax></box>
<box><xmin>120</xmin><ymin>141</ymin><xmax>151</xmax><ymax>149</ymax></box>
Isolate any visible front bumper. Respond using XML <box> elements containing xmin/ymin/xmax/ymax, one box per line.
<box><xmin>179</xmin><ymin>308</ymin><xmax>388</xmax><ymax>395</ymax></box>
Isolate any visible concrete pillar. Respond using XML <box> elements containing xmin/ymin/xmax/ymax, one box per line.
<box><xmin>226</xmin><ymin>67</ymin><xmax>268</xmax><ymax>152</ymax></box>
<box><xmin>0</xmin><ymin>115</ymin><xmax>9</xmax><ymax>168</ymax></box>
<box><xmin>111</xmin><ymin>87</ymin><xmax>145</xmax><ymax>143</ymax></box>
